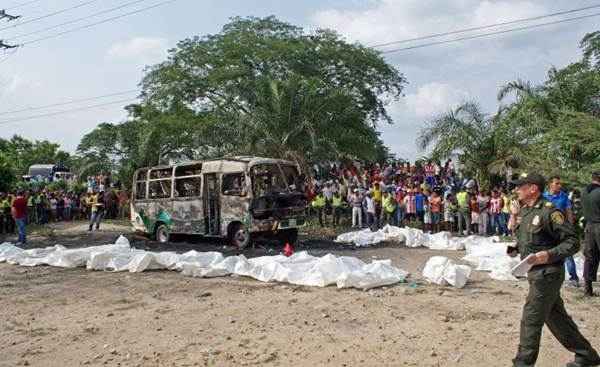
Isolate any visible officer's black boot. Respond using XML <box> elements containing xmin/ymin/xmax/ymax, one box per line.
<box><xmin>566</xmin><ymin>361</ymin><xmax>600</xmax><ymax>367</ymax></box>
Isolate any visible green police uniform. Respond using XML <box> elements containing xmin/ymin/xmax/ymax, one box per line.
<box><xmin>511</xmin><ymin>173</ymin><xmax>600</xmax><ymax>367</ymax></box>
<box><xmin>581</xmin><ymin>180</ymin><xmax>600</xmax><ymax>296</ymax></box>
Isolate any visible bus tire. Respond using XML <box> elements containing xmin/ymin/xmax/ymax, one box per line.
<box><xmin>154</xmin><ymin>223</ymin><xmax>170</xmax><ymax>244</ymax></box>
<box><xmin>228</xmin><ymin>222</ymin><xmax>250</xmax><ymax>249</ymax></box>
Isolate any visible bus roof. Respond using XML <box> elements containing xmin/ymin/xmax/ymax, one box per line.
<box><xmin>136</xmin><ymin>157</ymin><xmax>297</xmax><ymax>175</ymax></box>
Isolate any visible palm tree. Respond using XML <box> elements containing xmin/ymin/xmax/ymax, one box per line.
<box><xmin>497</xmin><ymin>78</ymin><xmax>556</xmax><ymax>124</ymax></box>
<box><xmin>418</xmin><ymin>101</ymin><xmax>497</xmax><ymax>186</ymax></box>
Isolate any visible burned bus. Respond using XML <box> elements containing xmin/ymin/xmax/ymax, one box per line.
<box><xmin>131</xmin><ymin>157</ymin><xmax>308</xmax><ymax>248</ymax></box>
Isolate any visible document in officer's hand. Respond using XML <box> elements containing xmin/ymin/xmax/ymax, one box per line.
<box><xmin>511</xmin><ymin>255</ymin><xmax>534</xmax><ymax>277</ymax></box>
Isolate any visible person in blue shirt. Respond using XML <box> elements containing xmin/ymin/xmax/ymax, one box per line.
<box><xmin>544</xmin><ymin>175</ymin><xmax>579</xmax><ymax>287</ymax></box>
<box><xmin>415</xmin><ymin>188</ymin><xmax>425</xmax><ymax>223</ymax></box>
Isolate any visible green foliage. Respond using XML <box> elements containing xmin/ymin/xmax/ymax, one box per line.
<box><xmin>0</xmin><ymin>152</ymin><xmax>16</xmax><ymax>192</ymax></box>
<box><xmin>0</xmin><ymin>135</ymin><xmax>72</xmax><ymax>176</ymax></box>
<box><xmin>46</xmin><ymin>180</ymin><xmax>69</xmax><ymax>192</ymax></box>
<box><xmin>420</xmin><ymin>30</ymin><xmax>600</xmax><ymax>188</ymax></box>
<box><xmin>139</xmin><ymin>16</ymin><xmax>405</xmax><ymax>169</ymax></box>
<box><xmin>418</xmin><ymin>102</ymin><xmax>525</xmax><ymax>188</ymax></box>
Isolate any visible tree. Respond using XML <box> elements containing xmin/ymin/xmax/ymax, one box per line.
<box><xmin>76</xmin><ymin>104</ymin><xmax>218</xmax><ymax>187</ymax></box>
<box><xmin>0</xmin><ymin>152</ymin><xmax>15</xmax><ymax>192</ymax></box>
<box><xmin>140</xmin><ymin>16</ymin><xmax>405</xmax><ymax>168</ymax></box>
<box><xmin>0</xmin><ymin>135</ymin><xmax>71</xmax><ymax>178</ymax></box>
<box><xmin>418</xmin><ymin>102</ymin><xmax>527</xmax><ymax>188</ymax></box>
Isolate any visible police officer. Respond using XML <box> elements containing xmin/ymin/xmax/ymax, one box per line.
<box><xmin>508</xmin><ymin>173</ymin><xmax>600</xmax><ymax>367</ymax></box>
<box><xmin>581</xmin><ymin>171</ymin><xmax>600</xmax><ymax>297</ymax></box>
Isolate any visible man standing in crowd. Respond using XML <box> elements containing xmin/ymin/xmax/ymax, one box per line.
<box><xmin>311</xmin><ymin>190</ymin><xmax>326</xmax><ymax>227</ymax></box>
<box><xmin>350</xmin><ymin>189</ymin><xmax>363</xmax><ymax>228</ymax></box>
<box><xmin>544</xmin><ymin>175</ymin><xmax>580</xmax><ymax>287</ymax></box>
<box><xmin>11</xmin><ymin>190</ymin><xmax>27</xmax><ymax>245</ymax></box>
<box><xmin>456</xmin><ymin>187</ymin><xmax>470</xmax><ymax>235</ymax></box>
<box><xmin>88</xmin><ymin>190</ymin><xmax>105</xmax><ymax>231</ymax></box>
<box><xmin>414</xmin><ymin>187</ymin><xmax>425</xmax><ymax>223</ymax></box>
<box><xmin>381</xmin><ymin>190</ymin><xmax>396</xmax><ymax>226</ymax></box>
<box><xmin>508</xmin><ymin>173</ymin><xmax>600</xmax><ymax>367</ymax></box>
<box><xmin>1</xmin><ymin>192</ymin><xmax>14</xmax><ymax>235</ymax></box>
<box><xmin>331</xmin><ymin>191</ymin><xmax>343</xmax><ymax>228</ymax></box>
<box><xmin>581</xmin><ymin>171</ymin><xmax>600</xmax><ymax>297</ymax></box>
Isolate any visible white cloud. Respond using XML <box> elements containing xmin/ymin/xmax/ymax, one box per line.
<box><xmin>472</xmin><ymin>1</ymin><xmax>544</xmax><ymax>26</ymax></box>
<box><xmin>311</xmin><ymin>0</ymin><xmax>548</xmax><ymax>45</ymax></box>
<box><xmin>404</xmin><ymin>82</ymin><xmax>469</xmax><ymax>118</ymax></box>
<box><xmin>107</xmin><ymin>37</ymin><xmax>167</xmax><ymax>63</ymax></box>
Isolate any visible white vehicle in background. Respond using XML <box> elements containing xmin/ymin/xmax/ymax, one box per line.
<box><xmin>26</xmin><ymin>164</ymin><xmax>74</xmax><ymax>183</ymax></box>
<box><xmin>131</xmin><ymin>157</ymin><xmax>308</xmax><ymax>248</ymax></box>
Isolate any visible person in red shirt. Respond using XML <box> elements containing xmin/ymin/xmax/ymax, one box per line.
<box><xmin>430</xmin><ymin>191</ymin><xmax>443</xmax><ymax>233</ymax></box>
<box><xmin>11</xmin><ymin>190</ymin><xmax>27</xmax><ymax>245</ymax></box>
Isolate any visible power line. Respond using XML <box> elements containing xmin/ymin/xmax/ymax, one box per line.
<box><xmin>21</xmin><ymin>0</ymin><xmax>180</xmax><ymax>46</ymax></box>
<box><xmin>0</xmin><ymin>0</ymin><xmax>100</xmax><ymax>32</ymax></box>
<box><xmin>0</xmin><ymin>97</ymin><xmax>139</xmax><ymax>125</ymax></box>
<box><xmin>370</xmin><ymin>4</ymin><xmax>600</xmax><ymax>48</ymax></box>
<box><xmin>8</xmin><ymin>0</ymin><xmax>150</xmax><ymax>41</ymax></box>
<box><xmin>0</xmin><ymin>90</ymin><xmax>139</xmax><ymax>116</ymax></box>
<box><xmin>6</xmin><ymin>0</ymin><xmax>42</xmax><ymax>11</ymax></box>
<box><xmin>380</xmin><ymin>11</ymin><xmax>600</xmax><ymax>54</ymax></box>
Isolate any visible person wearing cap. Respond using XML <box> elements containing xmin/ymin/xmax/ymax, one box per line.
<box><xmin>581</xmin><ymin>171</ymin><xmax>600</xmax><ymax>297</ymax></box>
<box><xmin>508</xmin><ymin>172</ymin><xmax>600</xmax><ymax>367</ymax></box>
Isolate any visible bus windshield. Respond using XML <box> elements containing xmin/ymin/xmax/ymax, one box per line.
<box><xmin>251</xmin><ymin>164</ymin><xmax>299</xmax><ymax>196</ymax></box>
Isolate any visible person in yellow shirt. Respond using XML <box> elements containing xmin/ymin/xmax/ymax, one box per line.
<box><xmin>381</xmin><ymin>190</ymin><xmax>397</xmax><ymax>226</ymax></box>
<box><xmin>372</xmin><ymin>182</ymin><xmax>382</xmax><ymax>228</ymax></box>
<box><xmin>88</xmin><ymin>191</ymin><xmax>105</xmax><ymax>231</ymax></box>
<box><xmin>311</xmin><ymin>191</ymin><xmax>326</xmax><ymax>227</ymax></box>
<box><xmin>331</xmin><ymin>191</ymin><xmax>344</xmax><ymax>227</ymax></box>
<box><xmin>456</xmin><ymin>189</ymin><xmax>470</xmax><ymax>236</ymax></box>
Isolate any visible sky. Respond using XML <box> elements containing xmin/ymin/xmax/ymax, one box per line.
<box><xmin>0</xmin><ymin>0</ymin><xmax>598</xmax><ymax>160</ymax></box>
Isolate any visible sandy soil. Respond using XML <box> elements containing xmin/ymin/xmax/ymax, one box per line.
<box><xmin>0</xmin><ymin>221</ymin><xmax>599</xmax><ymax>367</ymax></box>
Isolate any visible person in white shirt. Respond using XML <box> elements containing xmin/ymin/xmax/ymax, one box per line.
<box><xmin>365</xmin><ymin>191</ymin><xmax>376</xmax><ymax>228</ymax></box>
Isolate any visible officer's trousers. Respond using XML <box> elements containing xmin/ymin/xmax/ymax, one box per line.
<box><xmin>513</xmin><ymin>267</ymin><xmax>600</xmax><ymax>366</ymax></box>
<box><xmin>584</xmin><ymin>223</ymin><xmax>600</xmax><ymax>283</ymax></box>
<box><xmin>457</xmin><ymin>209</ymin><xmax>470</xmax><ymax>235</ymax></box>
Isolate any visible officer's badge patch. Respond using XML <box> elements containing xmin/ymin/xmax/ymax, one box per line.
<box><xmin>532</xmin><ymin>215</ymin><xmax>540</xmax><ymax>226</ymax></box>
<box><xmin>551</xmin><ymin>211</ymin><xmax>565</xmax><ymax>225</ymax></box>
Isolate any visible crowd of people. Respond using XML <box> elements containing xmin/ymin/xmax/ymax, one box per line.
<box><xmin>306</xmin><ymin>160</ymin><xmax>586</xmax><ymax>287</ymax></box>
<box><xmin>308</xmin><ymin>160</ymin><xmax>511</xmax><ymax>233</ymax></box>
<box><xmin>0</xmin><ymin>184</ymin><xmax>130</xmax><ymax>245</ymax></box>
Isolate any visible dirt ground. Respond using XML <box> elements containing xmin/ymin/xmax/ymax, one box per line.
<box><xmin>1</xmin><ymin>221</ymin><xmax>599</xmax><ymax>367</ymax></box>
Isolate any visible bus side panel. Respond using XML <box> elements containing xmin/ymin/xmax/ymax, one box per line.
<box><xmin>220</xmin><ymin>196</ymin><xmax>252</xmax><ymax>236</ymax></box>
<box><xmin>171</xmin><ymin>198</ymin><xmax>204</xmax><ymax>234</ymax></box>
<box><xmin>131</xmin><ymin>200</ymin><xmax>173</xmax><ymax>235</ymax></box>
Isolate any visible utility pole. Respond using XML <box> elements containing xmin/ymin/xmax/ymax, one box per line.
<box><xmin>0</xmin><ymin>40</ymin><xmax>18</xmax><ymax>49</ymax></box>
<box><xmin>0</xmin><ymin>9</ymin><xmax>22</xmax><ymax>50</ymax></box>
<box><xmin>0</xmin><ymin>9</ymin><xmax>21</xmax><ymax>21</ymax></box>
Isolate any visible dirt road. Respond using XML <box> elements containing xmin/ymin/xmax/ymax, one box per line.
<box><xmin>1</xmin><ymin>221</ymin><xmax>598</xmax><ymax>366</ymax></box>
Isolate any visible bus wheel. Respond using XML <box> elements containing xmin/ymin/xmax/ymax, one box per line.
<box><xmin>155</xmin><ymin>224</ymin><xmax>170</xmax><ymax>244</ymax></box>
<box><xmin>229</xmin><ymin>223</ymin><xmax>250</xmax><ymax>249</ymax></box>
